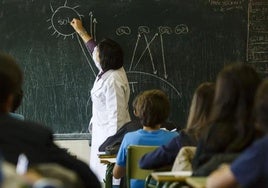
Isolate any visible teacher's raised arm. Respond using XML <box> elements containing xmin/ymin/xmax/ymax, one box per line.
<box><xmin>70</xmin><ymin>18</ymin><xmax>92</xmax><ymax>43</ymax></box>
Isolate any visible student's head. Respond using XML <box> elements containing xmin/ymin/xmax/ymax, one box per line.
<box><xmin>211</xmin><ymin>63</ymin><xmax>260</xmax><ymax>124</ymax></box>
<box><xmin>0</xmin><ymin>53</ymin><xmax>23</xmax><ymax>113</ymax></box>
<box><xmin>95</xmin><ymin>38</ymin><xmax>123</xmax><ymax>72</ymax></box>
<box><xmin>185</xmin><ymin>82</ymin><xmax>215</xmax><ymax>140</ymax></box>
<box><xmin>133</xmin><ymin>89</ymin><xmax>170</xmax><ymax>128</ymax></box>
<box><xmin>209</xmin><ymin>63</ymin><xmax>261</xmax><ymax>150</ymax></box>
<box><xmin>255</xmin><ymin>79</ymin><xmax>268</xmax><ymax>133</ymax></box>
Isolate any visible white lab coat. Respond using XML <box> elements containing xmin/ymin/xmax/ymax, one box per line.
<box><xmin>89</xmin><ymin>67</ymin><xmax>130</xmax><ymax>182</ymax></box>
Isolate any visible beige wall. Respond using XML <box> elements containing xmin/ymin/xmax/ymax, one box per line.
<box><xmin>55</xmin><ymin>140</ymin><xmax>90</xmax><ymax>165</ymax></box>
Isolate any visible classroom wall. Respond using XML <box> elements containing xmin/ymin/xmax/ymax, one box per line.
<box><xmin>55</xmin><ymin>140</ymin><xmax>90</xmax><ymax>165</ymax></box>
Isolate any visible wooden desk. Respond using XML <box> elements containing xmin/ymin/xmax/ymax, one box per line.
<box><xmin>99</xmin><ymin>154</ymin><xmax>116</xmax><ymax>188</ymax></box>
<box><xmin>186</xmin><ymin>177</ymin><xmax>206</xmax><ymax>188</ymax></box>
<box><xmin>98</xmin><ymin>153</ymin><xmax>116</xmax><ymax>159</ymax></box>
<box><xmin>151</xmin><ymin>171</ymin><xmax>192</xmax><ymax>182</ymax></box>
<box><xmin>100</xmin><ymin>157</ymin><xmax>116</xmax><ymax>164</ymax></box>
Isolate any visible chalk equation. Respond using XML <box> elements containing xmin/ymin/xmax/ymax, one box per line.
<box><xmin>209</xmin><ymin>0</ymin><xmax>245</xmax><ymax>11</ymax></box>
<box><xmin>247</xmin><ymin>0</ymin><xmax>268</xmax><ymax>66</ymax></box>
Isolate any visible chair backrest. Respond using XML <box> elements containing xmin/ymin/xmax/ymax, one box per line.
<box><xmin>126</xmin><ymin>145</ymin><xmax>158</xmax><ymax>188</ymax></box>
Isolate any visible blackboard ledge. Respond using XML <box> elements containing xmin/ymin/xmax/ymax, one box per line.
<box><xmin>54</xmin><ymin>133</ymin><xmax>91</xmax><ymax>140</ymax></box>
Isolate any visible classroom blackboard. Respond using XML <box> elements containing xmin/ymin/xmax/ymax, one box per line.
<box><xmin>1</xmin><ymin>0</ymin><xmax>266</xmax><ymax>139</ymax></box>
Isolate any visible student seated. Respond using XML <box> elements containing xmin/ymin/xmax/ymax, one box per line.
<box><xmin>112</xmin><ymin>89</ymin><xmax>178</xmax><ymax>188</ymax></box>
<box><xmin>206</xmin><ymin>79</ymin><xmax>268</xmax><ymax>188</ymax></box>
<box><xmin>0</xmin><ymin>53</ymin><xmax>100</xmax><ymax>188</ymax></box>
<box><xmin>139</xmin><ymin>82</ymin><xmax>215</xmax><ymax>170</ymax></box>
<box><xmin>99</xmin><ymin>93</ymin><xmax>177</xmax><ymax>155</ymax></box>
<box><xmin>192</xmin><ymin>63</ymin><xmax>261</xmax><ymax>176</ymax></box>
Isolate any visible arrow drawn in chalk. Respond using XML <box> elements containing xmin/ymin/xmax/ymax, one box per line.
<box><xmin>76</xmin><ymin>34</ymin><xmax>96</xmax><ymax>77</ymax></box>
<box><xmin>129</xmin><ymin>33</ymin><xmax>141</xmax><ymax>71</ymax></box>
<box><xmin>93</xmin><ymin>18</ymin><xmax>98</xmax><ymax>41</ymax></box>
<box><xmin>159</xmin><ymin>26</ymin><xmax>173</xmax><ymax>79</ymax></box>
<box><xmin>133</xmin><ymin>33</ymin><xmax>158</xmax><ymax>70</ymax></box>
<box><xmin>143</xmin><ymin>34</ymin><xmax>157</xmax><ymax>74</ymax></box>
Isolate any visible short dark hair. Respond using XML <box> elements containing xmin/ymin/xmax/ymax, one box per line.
<box><xmin>133</xmin><ymin>89</ymin><xmax>170</xmax><ymax>128</ymax></box>
<box><xmin>0</xmin><ymin>53</ymin><xmax>23</xmax><ymax>112</ymax></box>
<box><xmin>255</xmin><ymin>79</ymin><xmax>268</xmax><ymax>133</ymax></box>
<box><xmin>98</xmin><ymin>38</ymin><xmax>123</xmax><ymax>71</ymax></box>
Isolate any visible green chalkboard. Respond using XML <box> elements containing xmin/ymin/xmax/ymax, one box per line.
<box><xmin>0</xmin><ymin>0</ymin><xmax>250</xmax><ymax>138</ymax></box>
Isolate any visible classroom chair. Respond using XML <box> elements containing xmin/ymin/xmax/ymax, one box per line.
<box><xmin>126</xmin><ymin>145</ymin><xmax>158</xmax><ymax>188</ymax></box>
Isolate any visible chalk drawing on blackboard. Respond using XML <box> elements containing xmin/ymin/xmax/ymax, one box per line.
<box><xmin>47</xmin><ymin>0</ymin><xmax>82</xmax><ymax>39</ymax></box>
<box><xmin>116</xmin><ymin>26</ymin><xmax>131</xmax><ymax>36</ymax></box>
<box><xmin>127</xmin><ymin>71</ymin><xmax>182</xmax><ymax>98</ymax></box>
<box><xmin>115</xmin><ymin>23</ymin><xmax>189</xmax><ymax>103</ymax></box>
<box><xmin>114</xmin><ymin>24</ymin><xmax>184</xmax><ymax>102</ymax></box>
<box><xmin>159</xmin><ymin>26</ymin><xmax>172</xmax><ymax>79</ymax></box>
<box><xmin>122</xmin><ymin>24</ymin><xmax>188</xmax><ymax>79</ymax></box>
<box><xmin>127</xmin><ymin>71</ymin><xmax>182</xmax><ymax>123</ymax></box>
<box><xmin>174</xmin><ymin>24</ymin><xmax>189</xmax><ymax>35</ymax></box>
<box><xmin>247</xmin><ymin>1</ymin><xmax>268</xmax><ymax>65</ymax></box>
<box><xmin>209</xmin><ymin>0</ymin><xmax>245</xmax><ymax>11</ymax></box>
<box><xmin>133</xmin><ymin>33</ymin><xmax>159</xmax><ymax>71</ymax></box>
<box><xmin>133</xmin><ymin>30</ymin><xmax>159</xmax><ymax>71</ymax></box>
<box><xmin>134</xmin><ymin>26</ymin><xmax>158</xmax><ymax>74</ymax></box>
<box><xmin>129</xmin><ymin>33</ymin><xmax>141</xmax><ymax>71</ymax></box>
<box><xmin>48</xmin><ymin>0</ymin><xmax>97</xmax><ymax>77</ymax></box>
<box><xmin>47</xmin><ymin>2</ymin><xmax>183</xmax><ymax>114</ymax></box>
<box><xmin>89</xmin><ymin>12</ymin><xmax>98</xmax><ymax>41</ymax></box>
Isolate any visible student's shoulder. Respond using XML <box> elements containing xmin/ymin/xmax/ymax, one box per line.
<box><xmin>23</xmin><ymin>119</ymin><xmax>49</xmax><ymax>127</ymax></box>
<box><xmin>122</xmin><ymin>130</ymin><xmax>143</xmax><ymax>143</ymax></box>
<box><xmin>252</xmin><ymin>136</ymin><xmax>268</xmax><ymax>149</ymax></box>
<box><xmin>125</xmin><ymin>129</ymin><xmax>141</xmax><ymax>137</ymax></box>
<box><xmin>169</xmin><ymin>131</ymin><xmax>179</xmax><ymax>139</ymax></box>
<box><xmin>161</xmin><ymin>129</ymin><xmax>178</xmax><ymax>136</ymax></box>
<box><xmin>19</xmin><ymin>119</ymin><xmax>52</xmax><ymax>134</ymax></box>
<box><xmin>1</xmin><ymin>115</ymin><xmax>40</xmax><ymax>128</ymax></box>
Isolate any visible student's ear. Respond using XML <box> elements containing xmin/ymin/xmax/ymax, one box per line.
<box><xmin>6</xmin><ymin>94</ymin><xmax>14</xmax><ymax>112</ymax></box>
<box><xmin>133</xmin><ymin>109</ymin><xmax>139</xmax><ymax>117</ymax></box>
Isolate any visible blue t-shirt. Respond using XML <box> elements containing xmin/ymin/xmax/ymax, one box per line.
<box><xmin>116</xmin><ymin>129</ymin><xmax>178</xmax><ymax>188</ymax></box>
<box><xmin>139</xmin><ymin>130</ymin><xmax>196</xmax><ymax>169</ymax></box>
<box><xmin>231</xmin><ymin>136</ymin><xmax>268</xmax><ymax>188</ymax></box>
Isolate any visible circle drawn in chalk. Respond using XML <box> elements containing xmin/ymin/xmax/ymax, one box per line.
<box><xmin>116</xmin><ymin>26</ymin><xmax>131</xmax><ymax>36</ymax></box>
<box><xmin>127</xmin><ymin>71</ymin><xmax>182</xmax><ymax>124</ymax></box>
<box><xmin>174</xmin><ymin>24</ymin><xmax>189</xmax><ymax>35</ymax></box>
<box><xmin>48</xmin><ymin>4</ymin><xmax>82</xmax><ymax>38</ymax></box>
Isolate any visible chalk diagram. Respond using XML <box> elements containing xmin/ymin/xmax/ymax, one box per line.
<box><xmin>116</xmin><ymin>25</ymin><xmax>188</xmax><ymax>120</ymax></box>
<box><xmin>48</xmin><ymin>0</ymin><xmax>189</xmax><ymax>122</ymax></box>
<box><xmin>47</xmin><ymin>0</ymin><xmax>97</xmax><ymax>77</ymax></box>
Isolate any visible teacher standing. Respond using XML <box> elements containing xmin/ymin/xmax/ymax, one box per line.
<box><xmin>71</xmin><ymin>18</ymin><xmax>131</xmax><ymax>182</ymax></box>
